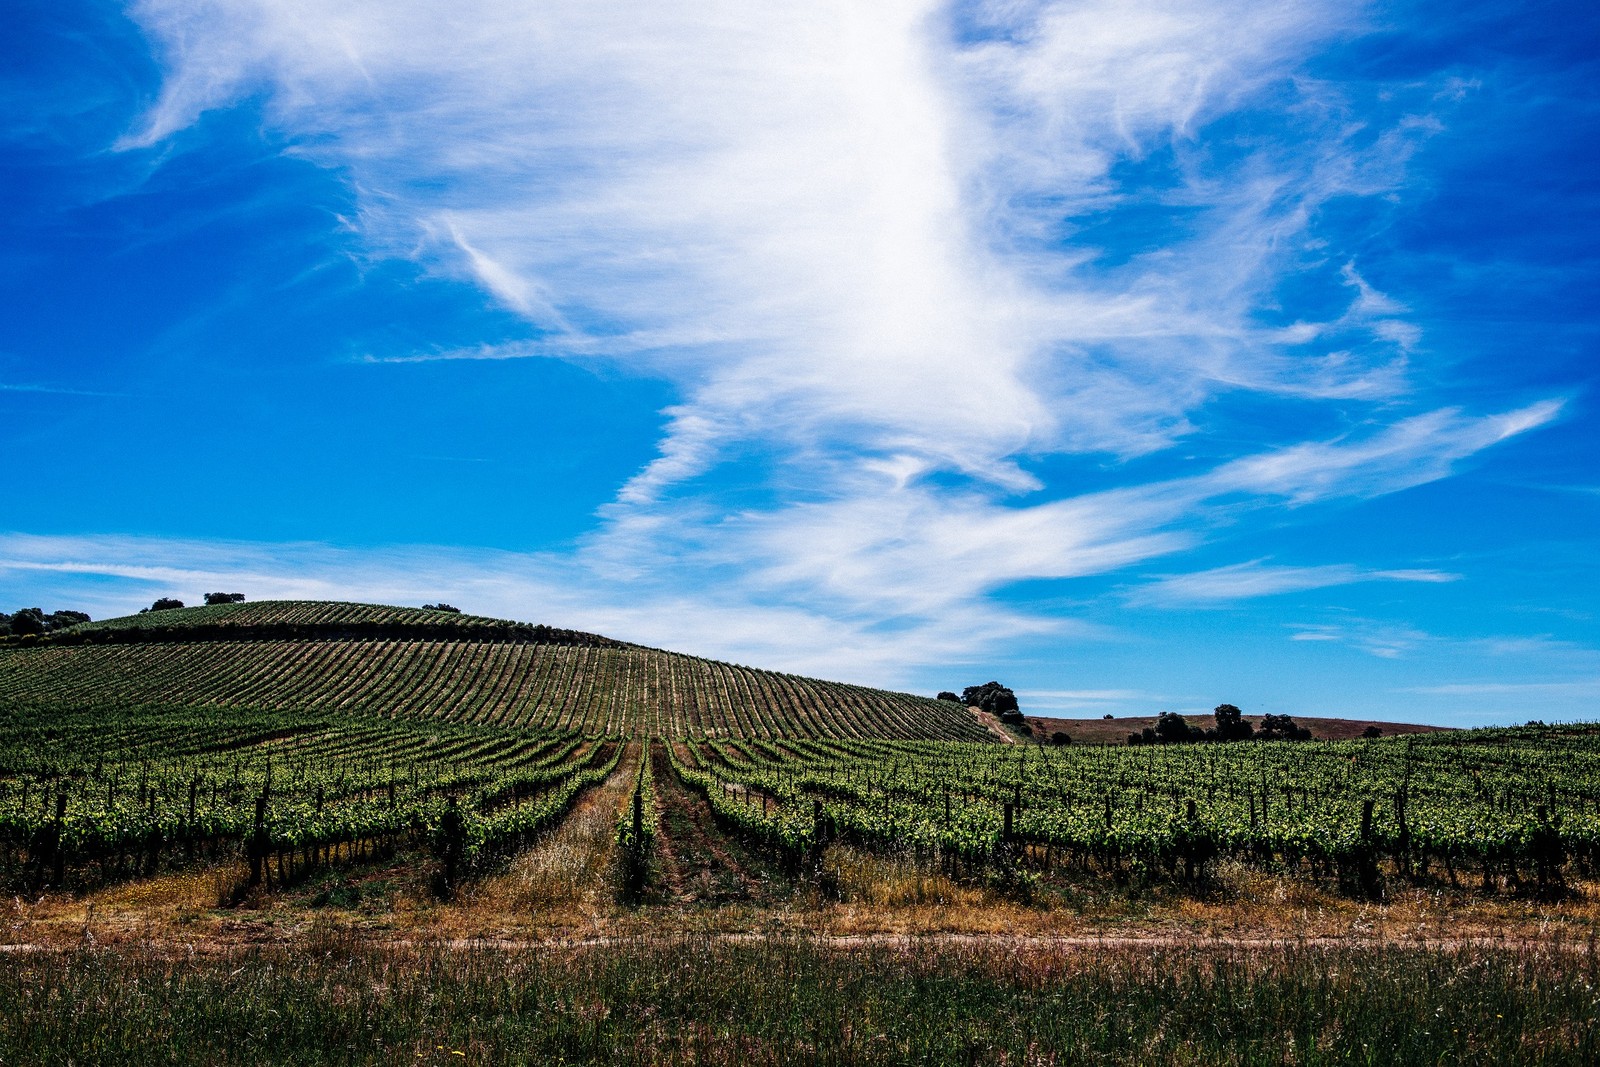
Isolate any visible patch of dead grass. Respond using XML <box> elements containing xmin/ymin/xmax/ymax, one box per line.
<box><xmin>426</xmin><ymin>745</ymin><xmax>639</xmax><ymax>938</ymax></box>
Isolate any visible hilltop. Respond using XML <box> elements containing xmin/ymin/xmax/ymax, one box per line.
<box><xmin>0</xmin><ymin>600</ymin><xmax>991</xmax><ymax>741</ymax></box>
<box><xmin>34</xmin><ymin>600</ymin><xmax>620</xmax><ymax>647</ymax></box>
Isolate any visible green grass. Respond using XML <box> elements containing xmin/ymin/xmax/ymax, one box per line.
<box><xmin>2</xmin><ymin>936</ymin><xmax>1595</xmax><ymax>1065</ymax></box>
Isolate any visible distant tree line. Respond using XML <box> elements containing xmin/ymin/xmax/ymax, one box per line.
<box><xmin>1128</xmin><ymin>704</ymin><xmax>1313</xmax><ymax>745</ymax></box>
<box><xmin>0</xmin><ymin>608</ymin><xmax>91</xmax><ymax>637</ymax></box>
<box><xmin>139</xmin><ymin>593</ymin><xmax>246</xmax><ymax>613</ymax></box>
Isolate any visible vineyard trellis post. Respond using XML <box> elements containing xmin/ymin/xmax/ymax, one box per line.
<box><xmin>247</xmin><ymin>792</ymin><xmax>269</xmax><ymax>889</ymax></box>
<box><xmin>1532</xmin><ymin>804</ymin><xmax>1565</xmax><ymax>900</ymax></box>
<box><xmin>1351</xmin><ymin>798</ymin><xmax>1380</xmax><ymax>899</ymax></box>
<box><xmin>434</xmin><ymin>794</ymin><xmax>465</xmax><ymax>899</ymax></box>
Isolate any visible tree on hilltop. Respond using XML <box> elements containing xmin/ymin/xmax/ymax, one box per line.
<box><xmin>3</xmin><ymin>608</ymin><xmax>90</xmax><ymax>635</ymax></box>
<box><xmin>1156</xmin><ymin>711</ymin><xmax>1196</xmax><ymax>743</ymax></box>
<box><xmin>1258</xmin><ymin>713</ymin><xmax>1311</xmax><ymax>741</ymax></box>
<box><xmin>5</xmin><ymin>609</ymin><xmax>45</xmax><ymax>636</ymax></box>
<box><xmin>1130</xmin><ymin>711</ymin><xmax>1202</xmax><ymax>745</ymax></box>
<box><xmin>204</xmin><ymin>592</ymin><xmax>246</xmax><ymax>605</ymax></box>
<box><xmin>1213</xmin><ymin>703</ymin><xmax>1254</xmax><ymax>741</ymax></box>
<box><xmin>961</xmin><ymin>681</ymin><xmax>1019</xmax><ymax>716</ymax></box>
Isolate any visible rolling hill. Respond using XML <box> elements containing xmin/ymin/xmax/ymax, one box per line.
<box><xmin>0</xmin><ymin>601</ymin><xmax>992</xmax><ymax>741</ymax></box>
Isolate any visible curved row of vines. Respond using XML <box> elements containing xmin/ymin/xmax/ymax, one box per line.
<box><xmin>0</xmin><ymin>642</ymin><xmax>989</xmax><ymax>741</ymax></box>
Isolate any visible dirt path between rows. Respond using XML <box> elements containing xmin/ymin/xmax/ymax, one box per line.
<box><xmin>650</xmin><ymin>743</ymin><xmax>788</xmax><ymax>905</ymax></box>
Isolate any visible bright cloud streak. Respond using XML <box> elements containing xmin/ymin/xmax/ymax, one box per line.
<box><xmin>0</xmin><ymin>531</ymin><xmax>1061</xmax><ymax>683</ymax></box>
<box><xmin>122</xmin><ymin>0</ymin><xmax>1437</xmax><ymax>484</ymax></box>
<box><xmin>1132</xmin><ymin>560</ymin><xmax>1458</xmax><ymax>606</ymax></box>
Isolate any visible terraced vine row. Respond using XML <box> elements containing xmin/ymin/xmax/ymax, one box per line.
<box><xmin>0</xmin><ymin>641</ymin><xmax>989</xmax><ymax>740</ymax></box>
<box><xmin>9</xmin><ymin>602</ymin><xmax>1597</xmax><ymax>902</ymax></box>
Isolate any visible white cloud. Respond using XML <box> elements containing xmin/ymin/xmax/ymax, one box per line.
<box><xmin>1018</xmin><ymin>688</ymin><xmax>1161</xmax><ymax>712</ymax></box>
<box><xmin>1403</xmin><ymin>680</ymin><xmax>1600</xmax><ymax>698</ymax></box>
<box><xmin>1131</xmin><ymin>559</ymin><xmax>1458</xmax><ymax>606</ymax></box>
<box><xmin>105</xmin><ymin>1</ymin><xmax>1566</xmax><ymax>667</ymax></box>
<box><xmin>1204</xmin><ymin>400</ymin><xmax>1564</xmax><ymax>505</ymax></box>
<box><xmin>0</xmin><ymin>382</ymin><xmax>133</xmax><ymax>398</ymax></box>
<box><xmin>1287</xmin><ymin>619</ymin><xmax>1431</xmax><ymax>659</ymax></box>
<box><xmin>0</xmin><ymin>531</ymin><xmax>1056</xmax><ymax>684</ymax></box>
<box><xmin>121</xmin><ymin>0</ymin><xmax>1437</xmax><ymax>477</ymax></box>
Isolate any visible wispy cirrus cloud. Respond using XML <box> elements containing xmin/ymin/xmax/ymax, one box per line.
<box><xmin>643</xmin><ymin>401</ymin><xmax>1556</xmax><ymax>623</ymax></box>
<box><xmin>0</xmin><ymin>530</ymin><xmax>1056</xmax><ymax>683</ymax></box>
<box><xmin>0</xmin><ymin>381</ymin><xmax>132</xmax><ymax>398</ymax></box>
<box><xmin>1403</xmin><ymin>680</ymin><xmax>1600</xmax><ymax>698</ymax></box>
<box><xmin>1130</xmin><ymin>559</ymin><xmax>1458</xmax><ymax>606</ymax></box>
<box><xmin>1018</xmin><ymin>688</ymin><xmax>1162</xmax><ymax>712</ymax></box>
<box><xmin>1288</xmin><ymin>620</ymin><xmax>1433</xmax><ymax>659</ymax></box>
<box><xmin>101</xmin><ymin>0</ymin><xmax>1567</xmax><ymax>683</ymax></box>
<box><xmin>121</xmin><ymin>0</ymin><xmax>1445</xmax><ymax>476</ymax></box>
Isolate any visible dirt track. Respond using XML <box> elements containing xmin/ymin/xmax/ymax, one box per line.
<box><xmin>1</xmin><ymin>929</ymin><xmax>1591</xmax><ymax>957</ymax></box>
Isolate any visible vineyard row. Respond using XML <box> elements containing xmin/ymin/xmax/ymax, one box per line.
<box><xmin>0</xmin><ymin>642</ymin><xmax>990</xmax><ymax>740</ymax></box>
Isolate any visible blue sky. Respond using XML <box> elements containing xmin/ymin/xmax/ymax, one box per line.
<box><xmin>3</xmin><ymin>0</ymin><xmax>1597</xmax><ymax>725</ymax></box>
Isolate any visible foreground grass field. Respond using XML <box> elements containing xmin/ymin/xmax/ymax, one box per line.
<box><xmin>4</xmin><ymin>935</ymin><xmax>1597</xmax><ymax>1065</ymax></box>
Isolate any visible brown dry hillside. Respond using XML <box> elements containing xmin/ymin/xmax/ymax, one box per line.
<box><xmin>1024</xmin><ymin>712</ymin><xmax>1451</xmax><ymax>744</ymax></box>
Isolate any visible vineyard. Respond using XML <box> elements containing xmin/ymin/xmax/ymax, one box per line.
<box><xmin>3</xmin><ymin>696</ymin><xmax>1599</xmax><ymax>902</ymax></box>
<box><xmin>657</xmin><ymin>729</ymin><xmax>1600</xmax><ymax>898</ymax></box>
<box><xmin>0</xmin><ymin>601</ymin><xmax>991</xmax><ymax>741</ymax></box>
<box><xmin>2</xmin><ymin>601</ymin><xmax>1596</xmax><ymax>905</ymax></box>
<box><xmin>0</xmin><ymin>703</ymin><xmax>622</xmax><ymax>894</ymax></box>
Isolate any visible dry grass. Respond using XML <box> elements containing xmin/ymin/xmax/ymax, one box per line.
<box><xmin>8</xmin><ymin>932</ymin><xmax>1595</xmax><ymax>1065</ymax></box>
<box><xmin>426</xmin><ymin>746</ymin><xmax>640</xmax><ymax>937</ymax></box>
<box><xmin>820</xmin><ymin>844</ymin><xmax>985</xmax><ymax>908</ymax></box>
<box><xmin>10</xmin><ymin>861</ymin><xmax>1600</xmax><ymax>950</ymax></box>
